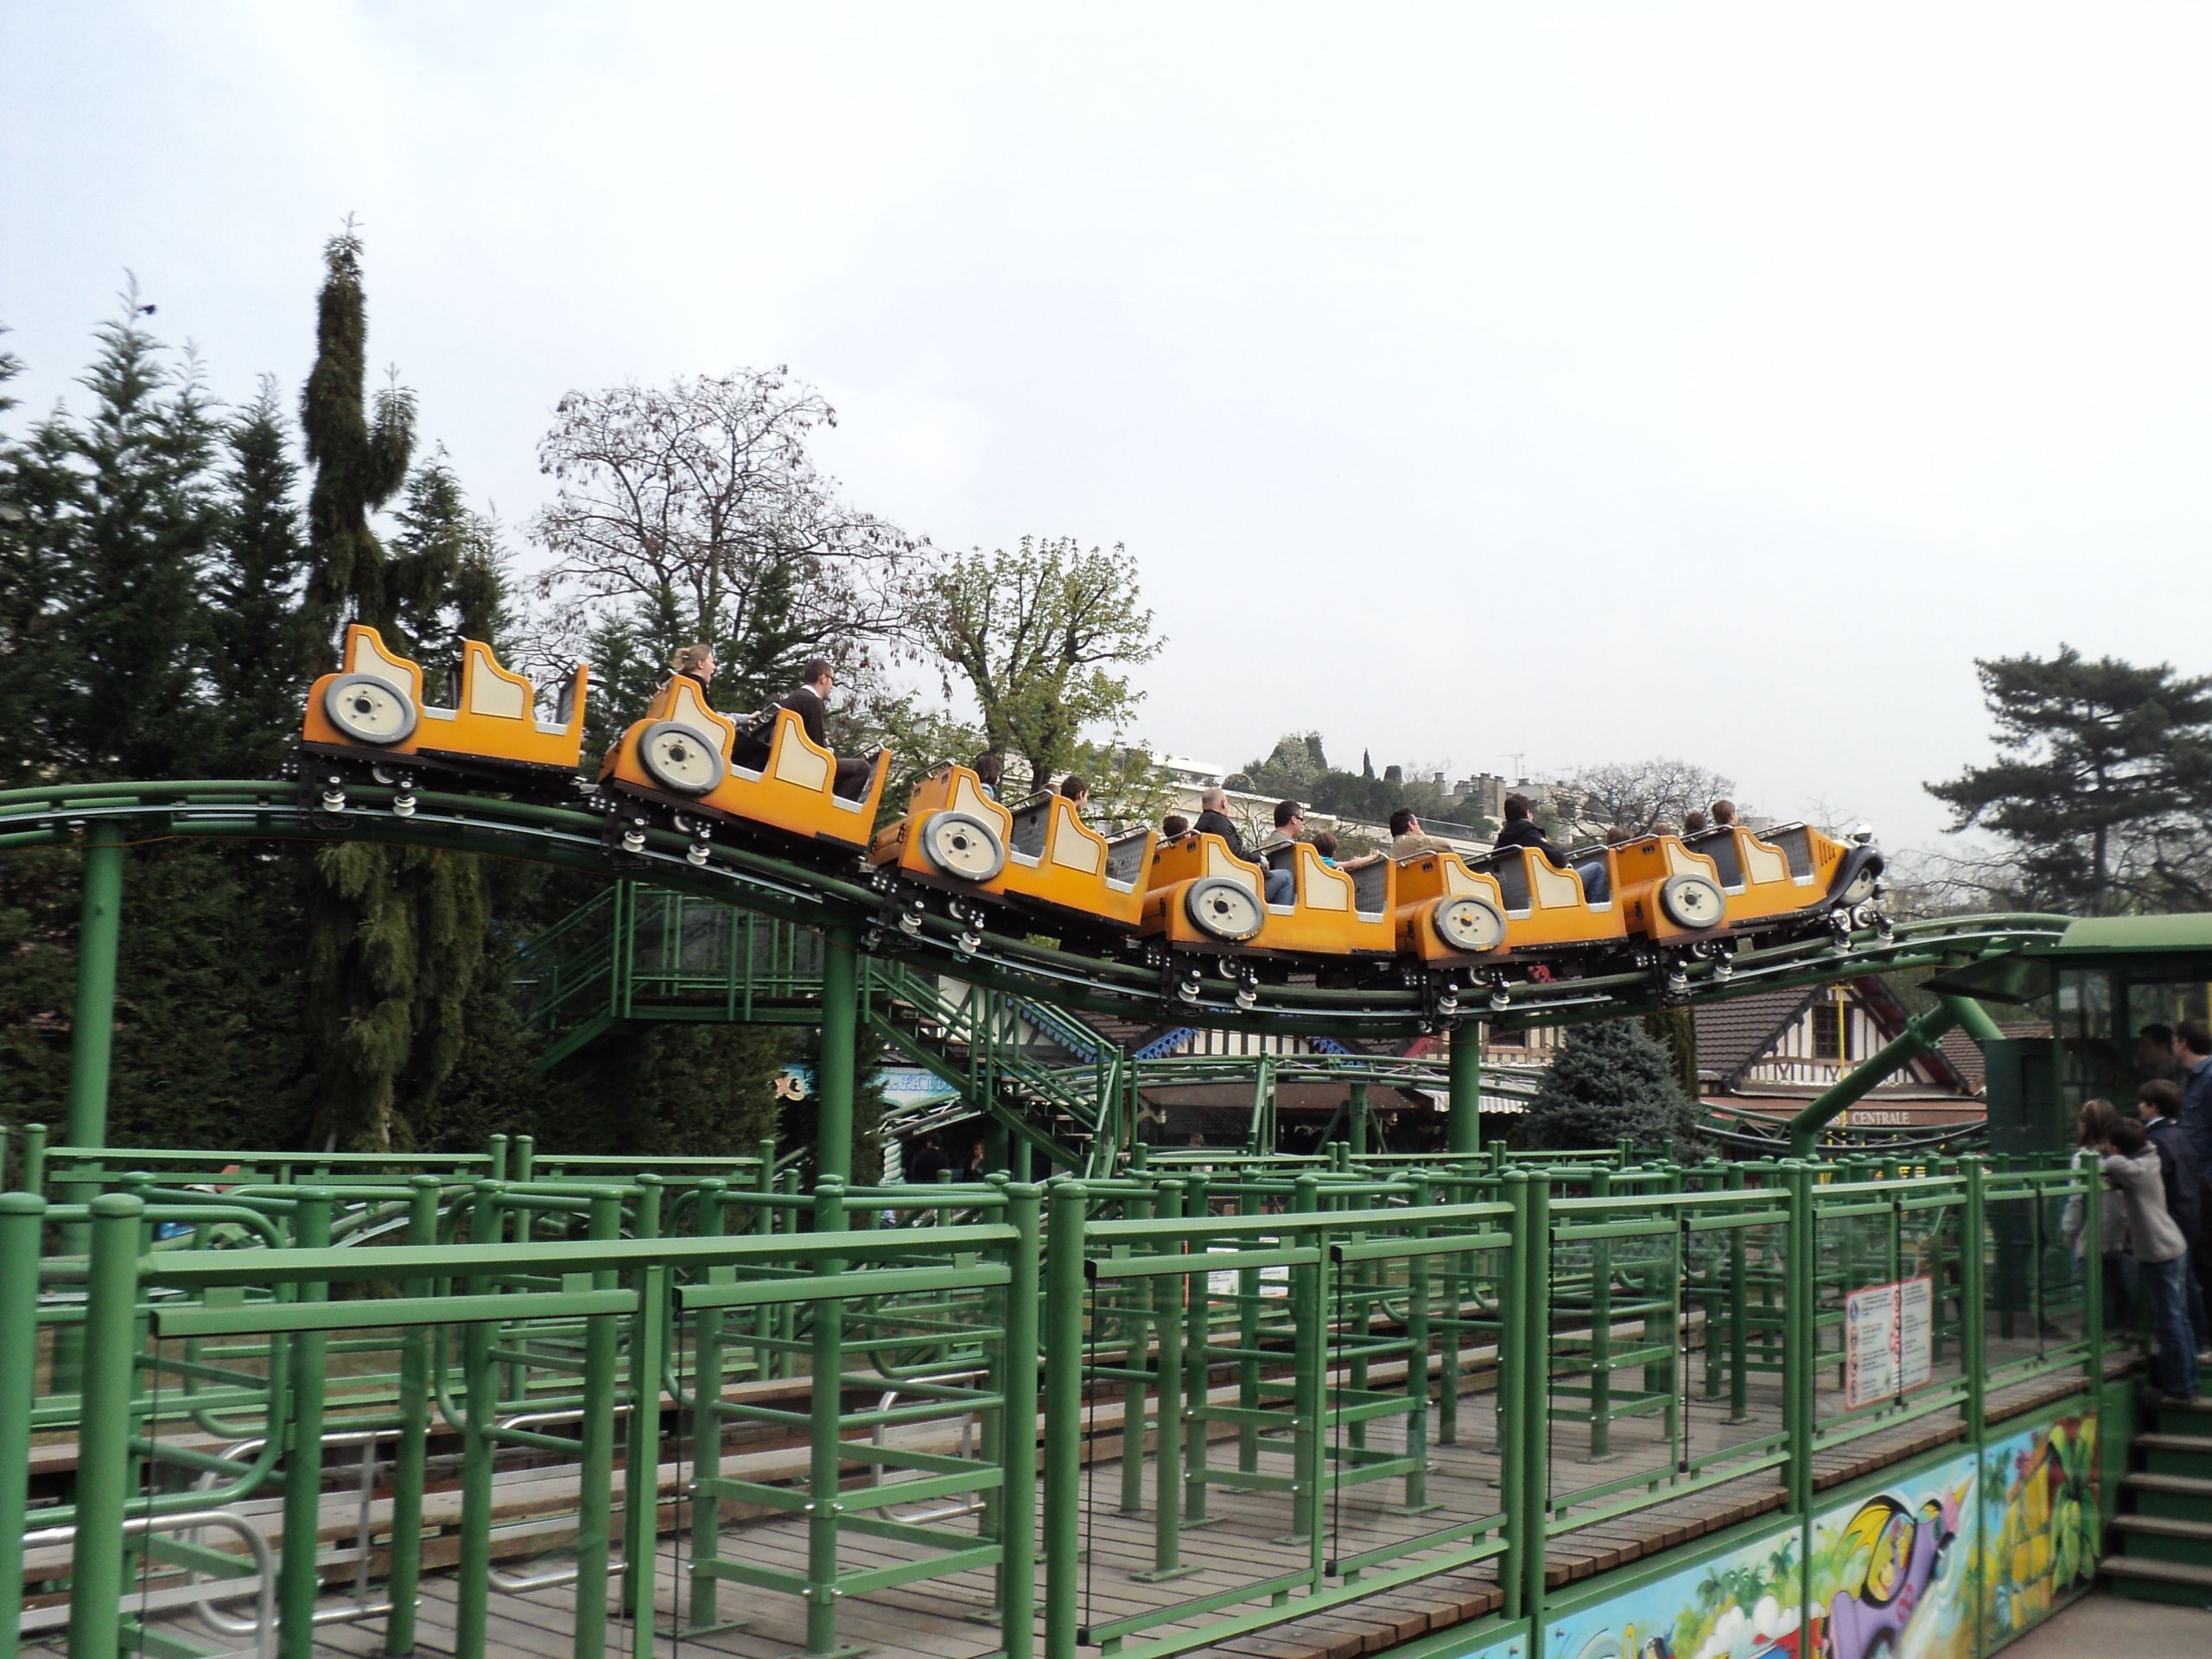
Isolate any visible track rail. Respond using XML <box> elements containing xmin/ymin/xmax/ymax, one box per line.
<box><xmin>0</xmin><ymin>779</ymin><xmax>2072</xmax><ymax>1039</ymax></box>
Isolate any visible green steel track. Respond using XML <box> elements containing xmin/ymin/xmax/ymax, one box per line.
<box><xmin>0</xmin><ymin>778</ymin><xmax>2071</xmax><ymax>1039</ymax></box>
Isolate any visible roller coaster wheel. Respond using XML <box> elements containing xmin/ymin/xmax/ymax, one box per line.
<box><xmin>1838</xmin><ymin>865</ymin><xmax>1880</xmax><ymax>907</ymax></box>
<box><xmin>1432</xmin><ymin>894</ymin><xmax>1506</xmax><ymax>954</ymax></box>
<box><xmin>1658</xmin><ymin>873</ymin><xmax>1726</xmax><ymax>931</ymax></box>
<box><xmin>638</xmin><ymin>721</ymin><xmax>726</xmax><ymax>796</ymax></box>
<box><xmin>918</xmin><ymin>810</ymin><xmax>1007</xmax><ymax>882</ymax></box>
<box><xmin>324</xmin><ymin>673</ymin><xmax>417</xmax><ymax>746</ymax></box>
<box><xmin>1185</xmin><ymin>877</ymin><xmax>1265</xmax><ymax>943</ymax></box>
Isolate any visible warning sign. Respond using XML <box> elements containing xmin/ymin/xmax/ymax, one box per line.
<box><xmin>1844</xmin><ymin>1274</ymin><xmax>1934</xmax><ymax>1409</ymax></box>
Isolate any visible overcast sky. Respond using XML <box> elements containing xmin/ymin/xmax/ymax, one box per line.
<box><xmin>5</xmin><ymin>3</ymin><xmax>2208</xmax><ymax>854</ymax></box>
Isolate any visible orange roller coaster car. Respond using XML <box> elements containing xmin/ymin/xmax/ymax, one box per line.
<box><xmin>1685</xmin><ymin>820</ymin><xmax>1885</xmax><ymax>939</ymax></box>
<box><xmin>302</xmin><ymin>624</ymin><xmax>588</xmax><ymax>785</ymax></box>
<box><xmin>1140</xmin><ymin>832</ymin><xmax>1395</xmax><ymax>974</ymax></box>
<box><xmin>1469</xmin><ymin>843</ymin><xmax>1629</xmax><ymax>959</ymax></box>
<box><xmin>1392</xmin><ymin>849</ymin><xmax>1511</xmax><ymax>967</ymax></box>
<box><xmin>870</xmin><ymin>768</ymin><xmax>1158</xmax><ymax>935</ymax></box>
<box><xmin>1599</xmin><ymin>834</ymin><xmax>1732</xmax><ymax>948</ymax></box>
<box><xmin>599</xmin><ymin>677</ymin><xmax>887</xmax><ymax>861</ymax></box>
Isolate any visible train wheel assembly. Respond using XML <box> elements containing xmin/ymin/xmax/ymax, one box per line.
<box><xmin>637</xmin><ymin>721</ymin><xmax>727</xmax><ymax>795</ymax></box>
<box><xmin>1432</xmin><ymin>894</ymin><xmax>1506</xmax><ymax>954</ymax></box>
<box><xmin>1658</xmin><ymin>874</ymin><xmax>1726</xmax><ymax>931</ymax></box>
<box><xmin>323</xmin><ymin>674</ymin><xmax>418</xmax><ymax>746</ymax></box>
<box><xmin>1185</xmin><ymin>877</ymin><xmax>1266</xmax><ymax>943</ymax></box>
<box><xmin>918</xmin><ymin>811</ymin><xmax>1007</xmax><ymax>882</ymax></box>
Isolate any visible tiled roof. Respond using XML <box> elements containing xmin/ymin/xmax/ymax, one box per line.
<box><xmin>1692</xmin><ymin>988</ymin><xmax>1816</xmax><ymax>1081</ymax></box>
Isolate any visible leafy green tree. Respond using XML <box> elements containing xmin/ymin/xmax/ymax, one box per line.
<box><xmin>1927</xmin><ymin>646</ymin><xmax>2212</xmax><ymax>914</ymax></box>
<box><xmin>906</xmin><ymin>537</ymin><xmax>1164</xmax><ymax>795</ymax></box>
<box><xmin>205</xmin><ymin>379</ymin><xmax>316</xmax><ymax>775</ymax></box>
<box><xmin>1524</xmin><ymin>1019</ymin><xmax>1700</xmax><ymax>1157</ymax></box>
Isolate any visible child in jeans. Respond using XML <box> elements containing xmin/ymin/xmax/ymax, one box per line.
<box><xmin>2103</xmin><ymin>1116</ymin><xmax>2202</xmax><ymax>1402</ymax></box>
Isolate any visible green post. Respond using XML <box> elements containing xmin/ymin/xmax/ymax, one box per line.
<box><xmin>385</xmin><ymin>1176</ymin><xmax>442</xmax><ymax>1655</ymax></box>
<box><xmin>20</xmin><ymin>1123</ymin><xmax>47</xmax><ymax>1199</ymax></box>
<box><xmin>1588</xmin><ymin>1166</ymin><xmax>1613</xmax><ymax>1459</ymax></box>
<box><xmin>66</xmin><ymin>1193</ymin><xmax>140</xmax><ymax>1659</ymax></box>
<box><xmin>278</xmin><ymin>1189</ymin><xmax>334</xmax><ymax>1659</ymax></box>
<box><xmin>573</xmin><ymin>1189</ymin><xmax>623</xmax><ymax>1659</ymax></box>
<box><xmin>1182</xmin><ymin>1174</ymin><xmax>1213</xmax><ymax>1526</ymax></box>
<box><xmin>1499</xmin><ymin>1173</ymin><xmax>1529</xmax><ymax>1623</ymax></box>
<box><xmin>1140</xmin><ymin>1179</ymin><xmax>1193</xmax><ymax>1582</ymax></box>
<box><xmin>624</xmin><ymin>1262</ymin><xmax>671</xmax><ymax>1619</ymax></box>
<box><xmin>1042</xmin><ymin>1181</ymin><xmax>1088</xmax><ymax>1656</ymax></box>
<box><xmin>0</xmin><ymin>1193</ymin><xmax>47</xmax><ymax>1659</ymax></box>
<box><xmin>804</xmin><ymin>1179</ymin><xmax>849</xmax><ymax>1656</ymax></box>
<box><xmin>1236</xmin><ymin>1188</ymin><xmax>1262</xmax><ymax>1474</ymax></box>
<box><xmin>64</xmin><ymin>823</ymin><xmax>124</xmax><ymax>1154</ymax></box>
<box><xmin>1962</xmin><ymin>1159</ymin><xmax>1988</xmax><ymax>1443</ymax></box>
<box><xmin>454</xmin><ymin>1184</ymin><xmax>501</xmax><ymax>1655</ymax></box>
<box><xmin>817</xmin><ymin>923</ymin><xmax>861</xmax><ymax>1184</ymax></box>
<box><xmin>2081</xmin><ymin>1151</ymin><xmax>2103</xmax><ymax>1391</ymax></box>
<box><xmin>1726</xmin><ymin>1164</ymin><xmax>1750</xmax><ymax>1424</ymax></box>
<box><xmin>1289</xmin><ymin>1173</ymin><xmax>1324</xmax><ymax>1551</ymax></box>
<box><xmin>1401</xmin><ymin>1172</ymin><xmax>1432</xmax><ymax>1512</ymax></box>
<box><xmin>1000</xmin><ymin>1182</ymin><xmax>1043</xmax><ymax>1658</ymax></box>
<box><xmin>1348</xmin><ymin>1082</ymin><xmax>1369</xmax><ymax>1156</ymax></box>
<box><xmin>688</xmin><ymin>1179</ymin><xmax>728</xmax><ymax>1632</ymax></box>
<box><xmin>1784</xmin><ymin>1162</ymin><xmax>1815</xmax><ymax>1513</ymax></box>
<box><xmin>1119</xmin><ymin>1179</ymin><xmax>1153</xmax><ymax>1516</ymax></box>
<box><xmin>1447</xmin><ymin>1028</ymin><xmax>1481</xmax><ymax>1154</ymax></box>
<box><xmin>1519</xmin><ymin>1172</ymin><xmax>1551</xmax><ymax>1631</ymax></box>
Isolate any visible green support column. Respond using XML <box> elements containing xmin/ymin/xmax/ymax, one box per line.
<box><xmin>1447</xmin><ymin>1028</ymin><xmax>1482</xmax><ymax>1154</ymax></box>
<box><xmin>1499</xmin><ymin>1173</ymin><xmax>1529</xmax><ymax>1623</ymax></box>
<box><xmin>804</xmin><ymin>1179</ymin><xmax>851</xmax><ymax>1656</ymax></box>
<box><xmin>1785</xmin><ymin>995</ymin><xmax>1999</xmax><ymax>1156</ymax></box>
<box><xmin>1783</xmin><ymin>1162</ymin><xmax>1815</xmax><ymax>1513</ymax></box>
<box><xmin>1518</xmin><ymin>1172</ymin><xmax>1551</xmax><ymax>1631</ymax></box>
<box><xmin>66</xmin><ymin>1192</ymin><xmax>141</xmax><ymax>1659</ymax></box>
<box><xmin>455</xmin><ymin>1185</ymin><xmax>501</xmax><ymax>1654</ymax></box>
<box><xmin>817</xmin><ymin>924</ymin><xmax>861</xmax><ymax>1184</ymax></box>
<box><xmin>1348</xmin><ymin>1083</ymin><xmax>1369</xmax><ymax>1156</ymax></box>
<box><xmin>573</xmin><ymin>1189</ymin><xmax>624</xmax><ymax>1659</ymax></box>
<box><xmin>0</xmin><ymin>1193</ymin><xmax>47</xmax><ymax>1659</ymax></box>
<box><xmin>279</xmin><ymin>1189</ymin><xmax>334</xmax><ymax>1659</ymax></box>
<box><xmin>1042</xmin><ymin>1181</ymin><xmax>1089</xmax><ymax>1656</ymax></box>
<box><xmin>687</xmin><ymin>1180</ymin><xmax>728</xmax><ymax>1634</ymax></box>
<box><xmin>385</xmin><ymin>1177</ymin><xmax>442</xmax><ymax>1655</ymax></box>
<box><xmin>999</xmin><ymin>1182</ymin><xmax>1043</xmax><ymax>1657</ymax></box>
<box><xmin>65</xmin><ymin>823</ymin><xmax>124</xmax><ymax>1152</ymax></box>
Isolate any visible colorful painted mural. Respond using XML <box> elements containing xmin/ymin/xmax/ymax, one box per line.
<box><xmin>1978</xmin><ymin>1412</ymin><xmax>2099</xmax><ymax>1641</ymax></box>
<box><xmin>1807</xmin><ymin>1450</ymin><xmax>1977</xmax><ymax>1659</ymax></box>
<box><xmin>1544</xmin><ymin>1521</ymin><xmax>1806</xmax><ymax>1659</ymax></box>
<box><xmin>1448</xmin><ymin>1630</ymin><xmax>1528</xmax><ymax>1659</ymax></box>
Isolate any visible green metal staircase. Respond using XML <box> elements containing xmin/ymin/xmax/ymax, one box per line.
<box><xmin>2105</xmin><ymin>1393</ymin><xmax>2212</xmax><ymax>1605</ymax></box>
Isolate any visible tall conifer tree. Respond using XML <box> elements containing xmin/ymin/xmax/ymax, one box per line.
<box><xmin>207</xmin><ymin>379</ymin><xmax>315</xmax><ymax>775</ymax></box>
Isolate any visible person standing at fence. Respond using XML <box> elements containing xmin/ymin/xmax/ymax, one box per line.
<box><xmin>2063</xmin><ymin>1099</ymin><xmax>2132</xmax><ymax>1325</ymax></box>
<box><xmin>2101</xmin><ymin>1116</ymin><xmax>2201</xmax><ymax>1402</ymax></box>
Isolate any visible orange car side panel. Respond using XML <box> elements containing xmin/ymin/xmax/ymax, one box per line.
<box><xmin>1139</xmin><ymin>833</ymin><xmax>1267</xmax><ymax>949</ymax></box>
<box><xmin>1393</xmin><ymin>850</ymin><xmax>1512</xmax><ymax>964</ymax></box>
<box><xmin>1611</xmin><ymin>836</ymin><xmax>1729</xmax><ymax>945</ymax></box>
<box><xmin>303</xmin><ymin>625</ymin><xmax>585</xmax><ymax>772</ymax></box>
<box><xmin>602</xmin><ymin>683</ymin><xmax>887</xmax><ymax>852</ymax></box>
<box><xmin>1483</xmin><ymin>847</ymin><xmax>1629</xmax><ymax>952</ymax></box>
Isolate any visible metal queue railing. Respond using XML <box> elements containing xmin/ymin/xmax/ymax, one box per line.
<box><xmin>3</xmin><ymin>1144</ymin><xmax>2101</xmax><ymax>1659</ymax></box>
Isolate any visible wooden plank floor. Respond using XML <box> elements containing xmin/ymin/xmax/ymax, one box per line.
<box><xmin>21</xmin><ymin>1345</ymin><xmax>2129</xmax><ymax>1659</ymax></box>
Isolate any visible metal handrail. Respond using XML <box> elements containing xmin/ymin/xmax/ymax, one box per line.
<box><xmin>22</xmin><ymin>1510</ymin><xmax>276</xmax><ymax>1657</ymax></box>
<box><xmin>188</xmin><ymin>1428</ymin><xmax>406</xmax><ymax>1635</ymax></box>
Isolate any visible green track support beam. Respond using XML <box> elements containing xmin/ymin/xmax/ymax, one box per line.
<box><xmin>67</xmin><ymin>1193</ymin><xmax>142</xmax><ymax>1659</ymax></box>
<box><xmin>1447</xmin><ymin>1029</ymin><xmax>1481</xmax><ymax>1154</ymax></box>
<box><xmin>817</xmin><ymin>924</ymin><xmax>860</xmax><ymax>1185</ymax></box>
<box><xmin>0</xmin><ymin>1194</ymin><xmax>44</xmax><ymax>1659</ymax></box>
<box><xmin>279</xmin><ymin>1190</ymin><xmax>334</xmax><ymax>1659</ymax></box>
<box><xmin>1784</xmin><ymin>995</ymin><xmax>1999</xmax><ymax>1156</ymax></box>
<box><xmin>65</xmin><ymin>823</ymin><xmax>124</xmax><ymax>1153</ymax></box>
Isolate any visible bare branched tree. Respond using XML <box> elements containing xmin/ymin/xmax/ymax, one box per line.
<box><xmin>530</xmin><ymin>369</ymin><xmax>919</xmax><ymax>708</ymax></box>
<box><xmin>1558</xmin><ymin>758</ymin><xmax>1738</xmax><ymax>836</ymax></box>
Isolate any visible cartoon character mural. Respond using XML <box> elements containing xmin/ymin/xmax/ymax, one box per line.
<box><xmin>1980</xmin><ymin>1413</ymin><xmax>2099</xmax><ymax>1640</ymax></box>
<box><xmin>1808</xmin><ymin>1451</ymin><xmax>1976</xmax><ymax>1659</ymax></box>
<box><xmin>1545</xmin><ymin>1522</ymin><xmax>1804</xmax><ymax>1659</ymax></box>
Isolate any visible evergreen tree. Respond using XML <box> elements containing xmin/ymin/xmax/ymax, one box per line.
<box><xmin>300</xmin><ymin>228</ymin><xmax>416</xmax><ymax>645</ymax></box>
<box><xmin>1927</xmin><ymin>646</ymin><xmax>2212</xmax><ymax>914</ymax></box>
<box><xmin>45</xmin><ymin>285</ymin><xmax>222</xmax><ymax>781</ymax></box>
<box><xmin>1524</xmin><ymin>1019</ymin><xmax>1701</xmax><ymax>1159</ymax></box>
<box><xmin>205</xmin><ymin>379</ymin><xmax>315</xmax><ymax>776</ymax></box>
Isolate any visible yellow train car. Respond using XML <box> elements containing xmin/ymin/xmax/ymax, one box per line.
<box><xmin>1140</xmin><ymin>832</ymin><xmax>1395</xmax><ymax>965</ymax></box>
<box><xmin>1471</xmin><ymin>844</ymin><xmax>1629</xmax><ymax>957</ymax></box>
<box><xmin>302</xmin><ymin>624</ymin><xmax>588</xmax><ymax>792</ymax></box>
<box><xmin>1685</xmin><ymin>821</ymin><xmax>1884</xmax><ymax>937</ymax></box>
<box><xmin>869</xmin><ymin>767</ymin><xmax>1157</xmax><ymax>935</ymax></box>
<box><xmin>1605</xmin><ymin>835</ymin><xmax>1732</xmax><ymax>946</ymax></box>
<box><xmin>1391</xmin><ymin>849</ymin><xmax>1511</xmax><ymax>966</ymax></box>
<box><xmin>599</xmin><ymin>677</ymin><xmax>887</xmax><ymax>860</ymax></box>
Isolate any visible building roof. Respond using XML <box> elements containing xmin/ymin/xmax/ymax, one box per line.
<box><xmin>1692</xmin><ymin>988</ymin><xmax>1817</xmax><ymax>1083</ymax></box>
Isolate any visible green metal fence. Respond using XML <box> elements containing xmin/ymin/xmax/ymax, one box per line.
<box><xmin>3</xmin><ymin>1144</ymin><xmax>2107</xmax><ymax>1659</ymax></box>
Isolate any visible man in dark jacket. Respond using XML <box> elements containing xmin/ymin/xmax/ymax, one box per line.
<box><xmin>1492</xmin><ymin>793</ymin><xmax>1567</xmax><ymax>866</ymax></box>
<box><xmin>1192</xmin><ymin>786</ymin><xmax>1248</xmax><ymax>856</ymax></box>
<box><xmin>2144</xmin><ymin>1078</ymin><xmax>2209</xmax><ymax>1353</ymax></box>
<box><xmin>734</xmin><ymin>657</ymin><xmax>875</xmax><ymax>797</ymax></box>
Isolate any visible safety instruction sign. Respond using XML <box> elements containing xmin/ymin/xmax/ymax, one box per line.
<box><xmin>1843</xmin><ymin>1274</ymin><xmax>1934</xmax><ymax>1408</ymax></box>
